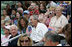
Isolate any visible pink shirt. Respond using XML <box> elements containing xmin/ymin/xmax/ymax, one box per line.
<box><xmin>1</xmin><ymin>35</ymin><xmax>11</xmax><ymax>46</ymax></box>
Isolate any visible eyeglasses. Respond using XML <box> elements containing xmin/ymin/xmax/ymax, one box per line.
<box><xmin>20</xmin><ymin>40</ymin><xmax>29</xmax><ymax>43</ymax></box>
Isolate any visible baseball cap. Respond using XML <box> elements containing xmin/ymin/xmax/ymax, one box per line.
<box><xmin>23</xmin><ymin>10</ymin><xmax>30</xmax><ymax>15</ymax></box>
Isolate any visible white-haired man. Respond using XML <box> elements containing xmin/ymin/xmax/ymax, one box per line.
<box><xmin>8</xmin><ymin>24</ymin><xmax>19</xmax><ymax>46</ymax></box>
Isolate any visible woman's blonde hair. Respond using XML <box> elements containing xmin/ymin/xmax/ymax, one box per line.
<box><xmin>49</xmin><ymin>6</ymin><xmax>56</xmax><ymax>11</ymax></box>
<box><xmin>17</xmin><ymin>34</ymin><xmax>32</xmax><ymax>46</ymax></box>
<box><xmin>55</xmin><ymin>6</ymin><xmax>64</xmax><ymax>11</ymax></box>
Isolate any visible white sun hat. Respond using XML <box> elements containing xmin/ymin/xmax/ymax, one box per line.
<box><xmin>4</xmin><ymin>25</ymin><xmax>11</xmax><ymax>30</ymax></box>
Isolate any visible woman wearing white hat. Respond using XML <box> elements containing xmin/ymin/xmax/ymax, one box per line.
<box><xmin>1</xmin><ymin>25</ymin><xmax>11</xmax><ymax>46</ymax></box>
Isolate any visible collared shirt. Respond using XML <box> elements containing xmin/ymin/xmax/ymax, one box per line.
<box><xmin>30</xmin><ymin>22</ymin><xmax>48</xmax><ymax>42</ymax></box>
<box><xmin>8</xmin><ymin>34</ymin><xmax>19</xmax><ymax>46</ymax></box>
<box><xmin>49</xmin><ymin>14</ymin><xmax>68</xmax><ymax>32</ymax></box>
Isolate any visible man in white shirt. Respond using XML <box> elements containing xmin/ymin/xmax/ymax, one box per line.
<box><xmin>30</xmin><ymin>15</ymin><xmax>48</xmax><ymax>44</ymax></box>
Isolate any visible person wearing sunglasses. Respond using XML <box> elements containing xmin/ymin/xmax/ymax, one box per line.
<box><xmin>17</xmin><ymin>34</ymin><xmax>32</xmax><ymax>46</ymax></box>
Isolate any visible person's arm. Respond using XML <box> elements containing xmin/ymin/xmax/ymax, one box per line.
<box><xmin>67</xmin><ymin>15</ymin><xmax>70</xmax><ymax>21</ymax></box>
<box><xmin>61</xmin><ymin>17</ymin><xmax>68</xmax><ymax>28</ymax></box>
<box><xmin>40</xmin><ymin>37</ymin><xmax>45</xmax><ymax>42</ymax></box>
<box><xmin>49</xmin><ymin>17</ymin><xmax>54</xmax><ymax>27</ymax></box>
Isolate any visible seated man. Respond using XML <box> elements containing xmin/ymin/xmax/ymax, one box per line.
<box><xmin>8</xmin><ymin>24</ymin><xmax>19</xmax><ymax>46</ymax></box>
<box><xmin>43</xmin><ymin>31</ymin><xmax>64</xmax><ymax>46</ymax></box>
<box><xmin>30</xmin><ymin>15</ymin><xmax>48</xmax><ymax>44</ymax></box>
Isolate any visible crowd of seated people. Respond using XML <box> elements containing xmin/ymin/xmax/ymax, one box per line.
<box><xmin>1</xmin><ymin>1</ymin><xmax>71</xmax><ymax>46</ymax></box>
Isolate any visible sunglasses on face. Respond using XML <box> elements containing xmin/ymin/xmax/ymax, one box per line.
<box><xmin>20</xmin><ymin>40</ymin><xmax>29</xmax><ymax>43</ymax></box>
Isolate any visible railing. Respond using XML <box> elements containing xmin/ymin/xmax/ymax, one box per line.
<box><xmin>1</xmin><ymin>33</ymin><xmax>27</xmax><ymax>46</ymax></box>
<box><xmin>1</xmin><ymin>33</ymin><xmax>44</xmax><ymax>46</ymax></box>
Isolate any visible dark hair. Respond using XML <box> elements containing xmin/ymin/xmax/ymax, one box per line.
<box><xmin>18</xmin><ymin>16</ymin><xmax>28</xmax><ymax>31</ymax></box>
<box><xmin>3</xmin><ymin>8</ymin><xmax>7</xmax><ymax>10</ymax></box>
<box><xmin>62</xmin><ymin>23</ymin><xmax>71</xmax><ymax>34</ymax></box>
<box><xmin>6</xmin><ymin>4</ymin><xmax>10</xmax><ymax>8</ymax></box>
<box><xmin>12</xmin><ymin>8</ymin><xmax>17</xmax><ymax>12</ymax></box>
<box><xmin>41</xmin><ymin>3</ymin><xmax>46</xmax><ymax>10</ymax></box>
<box><xmin>39</xmin><ymin>10</ymin><xmax>46</xmax><ymax>13</ymax></box>
<box><xmin>23</xmin><ymin>1</ymin><xmax>31</xmax><ymax>10</ymax></box>
<box><xmin>18</xmin><ymin>1</ymin><xmax>23</xmax><ymax>5</ymax></box>
<box><xmin>39</xmin><ymin>3</ymin><xmax>46</xmax><ymax>13</ymax></box>
<box><xmin>45</xmin><ymin>31</ymin><xmax>64</xmax><ymax>43</ymax></box>
<box><xmin>11</xmin><ymin>5</ymin><xmax>15</xmax><ymax>9</ymax></box>
<box><xmin>17</xmin><ymin>11</ymin><xmax>22</xmax><ymax>17</ymax></box>
<box><xmin>3</xmin><ymin>8</ymin><xmax>8</xmax><ymax>15</ymax></box>
<box><xmin>18</xmin><ymin>1</ymin><xmax>23</xmax><ymax>8</ymax></box>
<box><xmin>62</xmin><ymin>23</ymin><xmax>71</xmax><ymax>45</ymax></box>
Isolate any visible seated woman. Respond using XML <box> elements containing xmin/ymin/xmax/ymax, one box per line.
<box><xmin>13</xmin><ymin>12</ymin><xmax>22</xmax><ymax>26</ymax></box>
<box><xmin>1</xmin><ymin>25</ymin><xmax>11</xmax><ymax>46</ymax></box>
<box><xmin>17</xmin><ymin>16</ymin><xmax>28</xmax><ymax>34</ymax></box>
<box><xmin>17</xmin><ymin>34</ymin><xmax>32</xmax><ymax>46</ymax></box>
<box><xmin>45</xmin><ymin>7</ymin><xmax>55</xmax><ymax>27</ymax></box>
<box><xmin>61</xmin><ymin>23</ymin><xmax>71</xmax><ymax>46</ymax></box>
<box><xmin>49</xmin><ymin>6</ymin><xmax>68</xmax><ymax>33</ymax></box>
